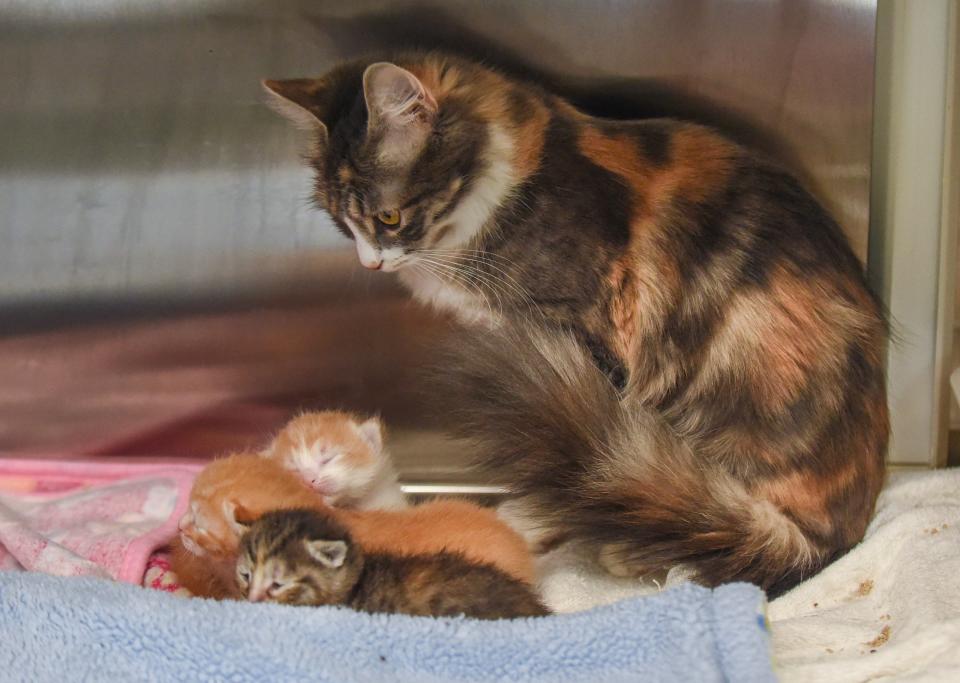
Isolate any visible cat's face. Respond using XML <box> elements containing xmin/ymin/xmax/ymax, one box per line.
<box><xmin>266</xmin><ymin>412</ymin><xmax>386</xmax><ymax>506</ymax></box>
<box><xmin>237</xmin><ymin>510</ymin><xmax>359</xmax><ymax>606</ymax></box>
<box><xmin>264</xmin><ymin>56</ymin><xmax>509</xmax><ymax>273</ymax></box>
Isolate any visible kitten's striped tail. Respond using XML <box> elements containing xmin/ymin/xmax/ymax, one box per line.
<box><xmin>435</xmin><ymin>323</ymin><xmax>824</xmax><ymax>596</ymax></box>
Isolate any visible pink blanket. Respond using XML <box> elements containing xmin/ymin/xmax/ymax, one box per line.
<box><xmin>0</xmin><ymin>458</ymin><xmax>200</xmax><ymax>583</ymax></box>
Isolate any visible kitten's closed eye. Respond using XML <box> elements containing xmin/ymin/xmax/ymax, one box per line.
<box><xmin>317</xmin><ymin>450</ymin><xmax>339</xmax><ymax>465</ymax></box>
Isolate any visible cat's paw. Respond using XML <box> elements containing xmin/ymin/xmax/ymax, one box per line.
<box><xmin>596</xmin><ymin>544</ymin><xmax>674</xmax><ymax>584</ymax></box>
<box><xmin>597</xmin><ymin>543</ymin><xmax>640</xmax><ymax>577</ymax></box>
<box><xmin>496</xmin><ymin>499</ymin><xmax>566</xmax><ymax>554</ymax></box>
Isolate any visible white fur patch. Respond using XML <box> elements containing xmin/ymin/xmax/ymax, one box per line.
<box><xmin>345</xmin><ymin>218</ymin><xmax>381</xmax><ymax>268</ymax></box>
<box><xmin>397</xmin><ymin>123</ymin><xmax>516</xmax><ymax>322</ymax></box>
<box><xmin>380</xmin><ymin>246</ymin><xmax>406</xmax><ymax>272</ymax></box>
<box><xmin>398</xmin><ymin>267</ymin><xmax>497</xmax><ymax>325</ymax></box>
<box><xmin>432</xmin><ymin>124</ymin><xmax>516</xmax><ymax>251</ymax></box>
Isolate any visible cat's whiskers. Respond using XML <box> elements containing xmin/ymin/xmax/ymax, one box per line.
<box><xmin>418</xmin><ymin>259</ymin><xmax>514</xmax><ymax>321</ymax></box>
<box><xmin>420</xmin><ymin>258</ymin><xmax>541</xmax><ymax>323</ymax></box>
<box><xmin>415</xmin><ymin>249</ymin><xmax>541</xmax><ymax>315</ymax></box>
<box><xmin>426</xmin><ymin>258</ymin><xmax>506</xmax><ymax>320</ymax></box>
<box><xmin>411</xmin><ymin>260</ymin><xmax>501</xmax><ymax>320</ymax></box>
<box><xmin>417</xmin><ymin>248</ymin><xmax>533</xmax><ymax>302</ymax></box>
<box><xmin>414</xmin><ymin>256</ymin><xmax>508</xmax><ymax>319</ymax></box>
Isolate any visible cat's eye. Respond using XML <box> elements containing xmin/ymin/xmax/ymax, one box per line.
<box><xmin>269</xmin><ymin>581</ymin><xmax>285</xmax><ymax>592</ymax></box>
<box><xmin>375</xmin><ymin>209</ymin><xmax>401</xmax><ymax>228</ymax></box>
<box><xmin>237</xmin><ymin>568</ymin><xmax>250</xmax><ymax>584</ymax></box>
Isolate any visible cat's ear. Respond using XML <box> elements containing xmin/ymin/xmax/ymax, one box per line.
<box><xmin>354</xmin><ymin>416</ymin><xmax>384</xmax><ymax>455</ymax></box>
<box><xmin>362</xmin><ymin>62</ymin><xmax>437</xmax><ymax>166</ymax></box>
<box><xmin>223</xmin><ymin>500</ymin><xmax>255</xmax><ymax>535</ymax></box>
<box><xmin>305</xmin><ymin>539</ymin><xmax>348</xmax><ymax>569</ymax></box>
<box><xmin>261</xmin><ymin>78</ymin><xmax>332</xmax><ymax>137</ymax></box>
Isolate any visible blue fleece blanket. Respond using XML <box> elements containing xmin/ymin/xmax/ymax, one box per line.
<box><xmin>0</xmin><ymin>572</ymin><xmax>773</xmax><ymax>682</ymax></box>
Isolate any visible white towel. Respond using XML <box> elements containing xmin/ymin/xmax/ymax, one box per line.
<box><xmin>527</xmin><ymin>468</ymin><xmax>960</xmax><ymax>683</ymax></box>
<box><xmin>769</xmin><ymin>469</ymin><xmax>960</xmax><ymax>682</ymax></box>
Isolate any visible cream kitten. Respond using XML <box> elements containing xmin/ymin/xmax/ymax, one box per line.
<box><xmin>263</xmin><ymin>411</ymin><xmax>407</xmax><ymax>510</ymax></box>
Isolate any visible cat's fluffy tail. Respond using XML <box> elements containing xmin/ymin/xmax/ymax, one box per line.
<box><xmin>435</xmin><ymin>323</ymin><xmax>823</xmax><ymax>595</ymax></box>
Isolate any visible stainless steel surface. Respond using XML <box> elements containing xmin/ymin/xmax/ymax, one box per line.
<box><xmin>0</xmin><ymin>1</ymin><xmax>878</xmax><ymax>484</ymax></box>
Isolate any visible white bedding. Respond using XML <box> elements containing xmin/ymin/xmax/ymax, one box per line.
<box><xmin>527</xmin><ymin>468</ymin><xmax>960</xmax><ymax>683</ymax></box>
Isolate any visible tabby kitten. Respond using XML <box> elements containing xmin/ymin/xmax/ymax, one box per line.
<box><xmin>237</xmin><ymin>509</ymin><xmax>550</xmax><ymax>619</ymax></box>
<box><xmin>263</xmin><ymin>52</ymin><xmax>889</xmax><ymax>595</ymax></box>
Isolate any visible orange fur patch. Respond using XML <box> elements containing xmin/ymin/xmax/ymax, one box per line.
<box><xmin>751</xmin><ymin>459</ymin><xmax>861</xmax><ymax>537</ymax></box>
<box><xmin>576</xmin><ymin>123</ymin><xmax>735</xmax><ymax>210</ymax></box>
<box><xmin>606</xmin><ymin>257</ymin><xmax>640</xmax><ymax>362</ymax></box>
<box><xmin>406</xmin><ymin>55</ymin><xmax>546</xmax><ymax>183</ymax></box>
<box><xmin>577</xmin><ymin>127</ymin><xmax>653</xmax><ymax>201</ymax></box>
<box><xmin>343</xmin><ymin>500</ymin><xmax>535</xmax><ymax>585</ymax></box>
<box><xmin>662</xmin><ymin>126</ymin><xmax>737</xmax><ymax>204</ymax></box>
<box><xmin>695</xmin><ymin>267</ymin><xmax>867</xmax><ymax>412</ymax></box>
<box><xmin>404</xmin><ymin>58</ymin><xmax>462</xmax><ymax>104</ymax></box>
<box><xmin>511</xmin><ymin>96</ymin><xmax>550</xmax><ymax>181</ymax></box>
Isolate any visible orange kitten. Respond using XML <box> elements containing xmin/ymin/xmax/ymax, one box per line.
<box><xmin>171</xmin><ymin>452</ymin><xmax>534</xmax><ymax>598</ymax></box>
<box><xmin>263</xmin><ymin>411</ymin><xmax>406</xmax><ymax>510</ymax></box>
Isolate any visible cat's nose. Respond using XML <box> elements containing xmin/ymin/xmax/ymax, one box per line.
<box><xmin>353</xmin><ymin>236</ymin><xmax>382</xmax><ymax>270</ymax></box>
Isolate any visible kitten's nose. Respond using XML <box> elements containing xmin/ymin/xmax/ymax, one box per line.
<box><xmin>178</xmin><ymin>512</ymin><xmax>193</xmax><ymax>531</ymax></box>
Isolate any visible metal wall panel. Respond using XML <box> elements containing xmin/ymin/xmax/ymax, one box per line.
<box><xmin>0</xmin><ymin>1</ymin><xmax>878</xmax><ymax>483</ymax></box>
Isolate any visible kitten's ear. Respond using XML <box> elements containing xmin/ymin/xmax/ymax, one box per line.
<box><xmin>354</xmin><ymin>417</ymin><xmax>384</xmax><ymax>454</ymax></box>
<box><xmin>305</xmin><ymin>539</ymin><xmax>348</xmax><ymax>569</ymax></box>
<box><xmin>223</xmin><ymin>500</ymin><xmax>255</xmax><ymax>535</ymax></box>
<box><xmin>362</xmin><ymin>62</ymin><xmax>437</xmax><ymax>166</ymax></box>
<box><xmin>260</xmin><ymin>435</ymin><xmax>280</xmax><ymax>460</ymax></box>
<box><xmin>261</xmin><ymin>78</ymin><xmax>332</xmax><ymax>136</ymax></box>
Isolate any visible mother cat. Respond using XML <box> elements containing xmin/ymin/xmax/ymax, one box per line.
<box><xmin>263</xmin><ymin>52</ymin><xmax>888</xmax><ymax>596</ymax></box>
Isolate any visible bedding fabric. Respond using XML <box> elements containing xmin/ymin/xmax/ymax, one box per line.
<box><xmin>0</xmin><ymin>572</ymin><xmax>772</xmax><ymax>683</ymax></box>
<box><xmin>533</xmin><ymin>469</ymin><xmax>960</xmax><ymax>683</ymax></box>
<box><xmin>0</xmin><ymin>458</ymin><xmax>198</xmax><ymax>582</ymax></box>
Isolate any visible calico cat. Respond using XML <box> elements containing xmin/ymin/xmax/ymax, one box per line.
<box><xmin>262</xmin><ymin>52</ymin><xmax>889</xmax><ymax>595</ymax></box>
<box><xmin>237</xmin><ymin>508</ymin><xmax>550</xmax><ymax>619</ymax></box>
<box><xmin>262</xmin><ymin>411</ymin><xmax>407</xmax><ymax>510</ymax></box>
<box><xmin>170</xmin><ymin>452</ymin><xmax>534</xmax><ymax>598</ymax></box>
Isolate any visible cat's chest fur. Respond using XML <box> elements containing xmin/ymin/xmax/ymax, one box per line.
<box><xmin>398</xmin><ymin>268</ymin><xmax>498</xmax><ymax>326</ymax></box>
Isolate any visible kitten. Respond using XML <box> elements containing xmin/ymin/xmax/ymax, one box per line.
<box><xmin>168</xmin><ymin>535</ymin><xmax>234</xmax><ymax>599</ymax></box>
<box><xmin>264</xmin><ymin>51</ymin><xmax>889</xmax><ymax>595</ymax></box>
<box><xmin>170</xmin><ymin>452</ymin><xmax>534</xmax><ymax>598</ymax></box>
<box><xmin>262</xmin><ymin>411</ymin><xmax>407</xmax><ymax>510</ymax></box>
<box><xmin>237</xmin><ymin>508</ymin><xmax>549</xmax><ymax>619</ymax></box>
